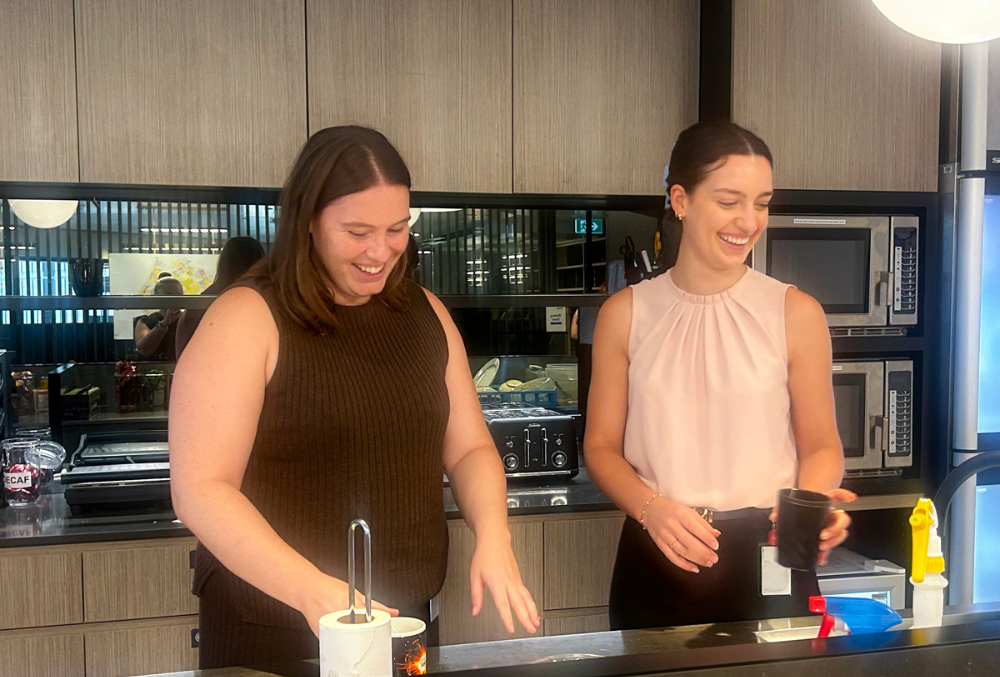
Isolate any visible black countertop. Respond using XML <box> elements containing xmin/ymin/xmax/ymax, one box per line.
<box><xmin>1</xmin><ymin>471</ymin><xmax>615</xmax><ymax>548</ymax></box>
<box><xmin>120</xmin><ymin>603</ymin><xmax>1000</xmax><ymax>677</ymax></box>
<box><xmin>1</xmin><ymin>468</ymin><xmax>920</xmax><ymax>548</ymax></box>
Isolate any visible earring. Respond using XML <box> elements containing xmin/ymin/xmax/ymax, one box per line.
<box><xmin>677</xmin><ymin>214</ymin><xmax>684</xmax><ymax>221</ymax></box>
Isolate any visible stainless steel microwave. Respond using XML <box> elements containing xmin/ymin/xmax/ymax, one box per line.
<box><xmin>833</xmin><ymin>360</ymin><xmax>913</xmax><ymax>474</ymax></box>
<box><xmin>752</xmin><ymin>215</ymin><xmax>918</xmax><ymax>332</ymax></box>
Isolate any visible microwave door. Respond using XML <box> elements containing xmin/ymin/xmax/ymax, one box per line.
<box><xmin>833</xmin><ymin>361</ymin><xmax>885</xmax><ymax>471</ymax></box>
<box><xmin>754</xmin><ymin>216</ymin><xmax>890</xmax><ymax>327</ymax></box>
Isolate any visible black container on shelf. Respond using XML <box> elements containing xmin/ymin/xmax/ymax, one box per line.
<box><xmin>71</xmin><ymin>258</ymin><xmax>102</xmax><ymax>297</ymax></box>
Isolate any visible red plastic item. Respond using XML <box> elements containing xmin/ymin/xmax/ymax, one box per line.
<box><xmin>808</xmin><ymin>596</ymin><xmax>827</xmax><ymax>614</ymax></box>
<box><xmin>817</xmin><ymin>613</ymin><xmax>835</xmax><ymax>639</ymax></box>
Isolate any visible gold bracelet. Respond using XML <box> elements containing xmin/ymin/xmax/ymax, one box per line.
<box><xmin>639</xmin><ymin>493</ymin><xmax>661</xmax><ymax>530</ymax></box>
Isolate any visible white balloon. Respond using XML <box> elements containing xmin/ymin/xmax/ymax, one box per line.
<box><xmin>873</xmin><ymin>0</ymin><xmax>1000</xmax><ymax>44</ymax></box>
<box><xmin>408</xmin><ymin>208</ymin><xmax>422</xmax><ymax>227</ymax></box>
<box><xmin>9</xmin><ymin>200</ymin><xmax>79</xmax><ymax>229</ymax></box>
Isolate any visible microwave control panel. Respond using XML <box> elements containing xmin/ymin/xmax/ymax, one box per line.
<box><xmin>885</xmin><ymin>362</ymin><xmax>913</xmax><ymax>468</ymax></box>
<box><xmin>890</xmin><ymin>217</ymin><xmax>919</xmax><ymax>326</ymax></box>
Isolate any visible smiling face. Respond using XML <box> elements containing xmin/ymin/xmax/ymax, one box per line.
<box><xmin>670</xmin><ymin>154</ymin><xmax>773</xmax><ymax>271</ymax></box>
<box><xmin>309</xmin><ymin>182</ymin><xmax>411</xmax><ymax>305</ymax></box>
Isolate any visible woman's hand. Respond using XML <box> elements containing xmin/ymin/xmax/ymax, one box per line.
<box><xmin>816</xmin><ymin>488</ymin><xmax>855</xmax><ymax>565</ymax></box>
<box><xmin>768</xmin><ymin>488</ymin><xmax>856</xmax><ymax>566</ymax></box>
<box><xmin>642</xmin><ymin>496</ymin><xmax>721</xmax><ymax>573</ymax></box>
<box><xmin>469</xmin><ymin>530</ymin><xmax>541</xmax><ymax>634</ymax></box>
<box><xmin>296</xmin><ymin>572</ymin><xmax>398</xmax><ymax>637</ymax></box>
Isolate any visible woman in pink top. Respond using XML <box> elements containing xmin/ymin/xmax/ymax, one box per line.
<box><xmin>585</xmin><ymin>121</ymin><xmax>855</xmax><ymax>630</ymax></box>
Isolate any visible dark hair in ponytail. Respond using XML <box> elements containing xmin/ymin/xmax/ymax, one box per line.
<box><xmin>656</xmin><ymin>120</ymin><xmax>773</xmax><ymax>267</ymax></box>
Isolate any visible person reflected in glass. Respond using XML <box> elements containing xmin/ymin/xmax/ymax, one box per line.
<box><xmin>175</xmin><ymin>237</ymin><xmax>266</xmax><ymax>356</ymax></box>
<box><xmin>134</xmin><ymin>276</ymin><xmax>184</xmax><ymax>360</ymax></box>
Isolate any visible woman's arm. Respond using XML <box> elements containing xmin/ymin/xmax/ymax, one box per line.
<box><xmin>584</xmin><ymin>290</ymin><xmax>719</xmax><ymax>573</ymax></box>
<box><xmin>170</xmin><ymin>288</ymin><xmax>395</xmax><ymax>636</ymax></box>
<box><xmin>784</xmin><ymin>288</ymin><xmax>855</xmax><ymax>563</ymax></box>
<box><xmin>424</xmin><ymin>291</ymin><xmax>540</xmax><ymax>635</ymax></box>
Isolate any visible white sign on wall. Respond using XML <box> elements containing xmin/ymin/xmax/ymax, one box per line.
<box><xmin>109</xmin><ymin>253</ymin><xmax>218</xmax><ymax>340</ymax></box>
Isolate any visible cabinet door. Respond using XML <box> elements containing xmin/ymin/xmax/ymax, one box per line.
<box><xmin>438</xmin><ymin>519</ymin><xmax>543</xmax><ymax>645</ymax></box>
<box><xmin>0</xmin><ymin>0</ymin><xmax>79</xmax><ymax>181</ymax></box>
<box><xmin>82</xmin><ymin>539</ymin><xmax>198</xmax><ymax>623</ymax></box>
<box><xmin>731</xmin><ymin>0</ymin><xmax>940</xmax><ymax>192</ymax></box>
<box><xmin>543</xmin><ymin>611</ymin><xmax>610</xmax><ymax>637</ymax></box>
<box><xmin>543</xmin><ymin>515</ymin><xmax>624</xmax><ymax>611</ymax></box>
<box><xmin>84</xmin><ymin>618</ymin><xmax>199</xmax><ymax>677</ymax></box>
<box><xmin>0</xmin><ymin>549</ymin><xmax>83</xmax><ymax>630</ymax></box>
<box><xmin>75</xmin><ymin>0</ymin><xmax>307</xmax><ymax>187</ymax></box>
<box><xmin>307</xmin><ymin>0</ymin><xmax>512</xmax><ymax>193</ymax></box>
<box><xmin>0</xmin><ymin>631</ymin><xmax>86</xmax><ymax>677</ymax></box>
<box><xmin>514</xmin><ymin>0</ymin><xmax>699</xmax><ymax>195</ymax></box>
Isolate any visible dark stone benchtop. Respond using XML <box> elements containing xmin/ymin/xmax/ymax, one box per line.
<box><xmin>0</xmin><ymin>471</ymin><xmax>615</xmax><ymax>548</ymax></box>
<box><xmin>118</xmin><ymin>603</ymin><xmax>1000</xmax><ymax>677</ymax></box>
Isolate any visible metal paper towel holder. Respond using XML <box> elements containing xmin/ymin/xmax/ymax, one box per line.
<box><xmin>339</xmin><ymin>518</ymin><xmax>373</xmax><ymax>624</ymax></box>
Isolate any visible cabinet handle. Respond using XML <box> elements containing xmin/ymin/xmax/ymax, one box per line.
<box><xmin>191</xmin><ymin>628</ymin><xmax>200</xmax><ymax>648</ymax></box>
<box><xmin>189</xmin><ymin>550</ymin><xmax>196</xmax><ymax>570</ymax></box>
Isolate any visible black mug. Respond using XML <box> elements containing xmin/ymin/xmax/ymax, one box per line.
<box><xmin>391</xmin><ymin>617</ymin><xmax>427</xmax><ymax>676</ymax></box>
<box><xmin>776</xmin><ymin>488</ymin><xmax>831</xmax><ymax>570</ymax></box>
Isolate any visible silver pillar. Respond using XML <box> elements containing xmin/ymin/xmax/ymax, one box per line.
<box><xmin>950</xmin><ymin>41</ymin><xmax>990</xmax><ymax>605</ymax></box>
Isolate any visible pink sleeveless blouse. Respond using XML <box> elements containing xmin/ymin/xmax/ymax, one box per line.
<box><xmin>623</xmin><ymin>267</ymin><xmax>798</xmax><ymax>511</ymax></box>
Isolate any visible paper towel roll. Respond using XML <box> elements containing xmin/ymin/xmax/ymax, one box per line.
<box><xmin>320</xmin><ymin>608</ymin><xmax>392</xmax><ymax>677</ymax></box>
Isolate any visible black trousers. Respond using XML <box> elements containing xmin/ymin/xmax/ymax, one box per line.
<box><xmin>198</xmin><ymin>572</ymin><xmax>439</xmax><ymax>670</ymax></box>
<box><xmin>609</xmin><ymin>513</ymin><xmax>820</xmax><ymax>630</ymax></box>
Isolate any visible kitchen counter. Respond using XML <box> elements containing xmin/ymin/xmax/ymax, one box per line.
<box><xmin>2</xmin><ymin>469</ymin><xmax>922</xmax><ymax>548</ymax></box>
<box><xmin>0</xmin><ymin>471</ymin><xmax>615</xmax><ymax>548</ymax></box>
<box><xmin>114</xmin><ymin>603</ymin><xmax>1000</xmax><ymax>677</ymax></box>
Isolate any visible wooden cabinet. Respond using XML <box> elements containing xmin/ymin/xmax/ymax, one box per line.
<box><xmin>0</xmin><ymin>631</ymin><xmax>85</xmax><ymax>677</ymax></box>
<box><xmin>543</xmin><ymin>611</ymin><xmax>610</xmax><ymax>637</ymax></box>
<box><xmin>0</xmin><ymin>0</ymin><xmax>79</xmax><ymax>182</ymax></box>
<box><xmin>84</xmin><ymin>617</ymin><xmax>198</xmax><ymax>677</ymax></box>
<box><xmin>513</xmin><ymin>0</ymin><xmax>699</xmax><ymax>195</ymax></box>
<box><xmin>82</xmin><ymin>540</ymin><xmax>198</xmax><ymax>623</ymax></box>
<box><xmin>731</xmin><ymin>0</ymin><xmax>941</xmax><ymax>192</ymax></box>
<box><xmin>543</xmin><ymin>515</ymin><xmax>624</xmax><ymax>611</ymax></box>
<box><xmin>438</xmin><ymin>511</ymin><xmax>624</xmax><ymax>645</ymax></box>
<box><xmin>74</xmin><ymin>0</ymin><xmax>307</xmax><ymax>187</ymax></box>
<box><xmin>438</xmin><ymin>518</ymin><xmax>544</xmax><ymax>645</ymax></box>
<box><xmin>307</xmin><ymin>0</ymin><xmax>512</xmax><ymax>193</ymax></box>
<box><xmin>0</xmin><ymin>538</ymin><xmax>198</xmax><ymax>677</ymax></box>
<box><xmin>0</xmin><ymin>548</ymin><xmax>83</xmax><ymax>630</ymax></box>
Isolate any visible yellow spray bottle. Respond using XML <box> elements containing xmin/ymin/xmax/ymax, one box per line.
<box><xmin>910</xmin><ymin>498</ymin><xmax>947</xmax><ymax>628</ymax></box>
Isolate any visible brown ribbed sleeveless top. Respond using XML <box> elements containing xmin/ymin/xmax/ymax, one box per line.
<box><xmin>192</xmin><ymin>277</ymin><xmax>451</xmax><ymax>629</ymax></box>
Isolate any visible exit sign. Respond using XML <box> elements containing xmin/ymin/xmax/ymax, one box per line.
<box><xmin>574</xmin><ymin>218</ymin><xmax>604</xmax><ymax>235</ymax></box>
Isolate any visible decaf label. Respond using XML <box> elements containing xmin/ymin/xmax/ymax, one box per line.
<box><xmin>3</xmin><ymin>471</ymin><xmax>32</xmax><ymax>490</ymax></box>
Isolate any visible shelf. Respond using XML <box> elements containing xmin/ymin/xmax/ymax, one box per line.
<box><xmin>0</xmin><ymin>296</ymin><xmax>216</xmax><ymax>311</ymax></box>
<box><xmin>439</xmin><ymin>294</ymin><xmax>606</xmax><ymax>308</ymax></box>
<box><xmin>555</xmin><ymin>237</ymin><xmax>606</xmax><ymax>248</ymax></box>
<box><xmin>556</xmin><ymin>265</ymin><xmax>584</xmax><ymax>271</ymax></box>
<box><xmin>831</xmin><ymin>335</ymin><xmax>925</xmax><ymax>356</ymax></box>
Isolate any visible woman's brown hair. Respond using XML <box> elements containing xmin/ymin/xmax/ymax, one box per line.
<box><xmin>253</xmin><ymin>125</ymin><xmax>412</xmax><ymax>332</ymax></box>
<box><xmin>656</xmin><ymin>120</ymin><xmax>772</xmax><ymax>268</ymax></box>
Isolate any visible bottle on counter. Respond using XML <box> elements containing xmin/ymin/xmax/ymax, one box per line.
<box><xmin>910</xmin><ymin>498</ymin><xmax>948</xmax><ymax>629</ymax></box>
<box><xmin>33</xmin><ymin>376</ymin><xmax>48</xmax><ymax>414</ymax></box>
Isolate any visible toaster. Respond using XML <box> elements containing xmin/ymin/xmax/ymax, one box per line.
<box><xmin>482</xmin><ymin>405</ymin><xmax>579</xmax><ymax>479</ymax></box>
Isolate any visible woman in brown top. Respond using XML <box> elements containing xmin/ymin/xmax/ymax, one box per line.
<box><xmin>170</xmin><ymin>126</ymin><xmax>539</xmax><ymax>669</ymax></box>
